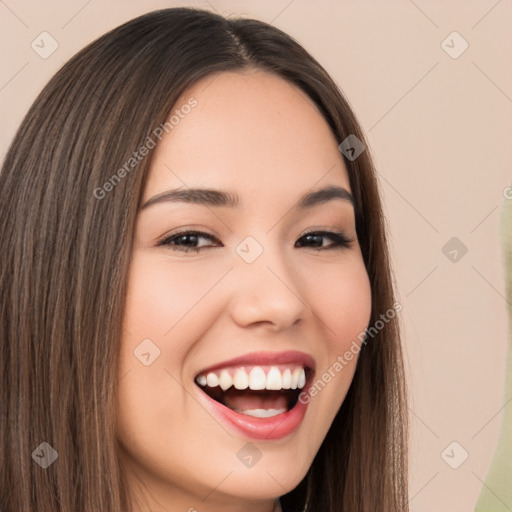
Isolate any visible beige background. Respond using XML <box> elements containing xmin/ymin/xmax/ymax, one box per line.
<box><xmin>1</xmin><ymin>1</ymin><xmax>511</xmax><ymax>510</ymax></box>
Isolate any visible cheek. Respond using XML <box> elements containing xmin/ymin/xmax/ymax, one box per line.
<box><xmin>122</xmin><ymin>257</ymin><xmax>190</xmax><ymax>336</ymax></box>
<box><xmin>302</xmin><ymin>257</ymin><xmax>372</xmax><ymax>407</ymax></box>
<box><xmin>117</xmin><ymin>257</ymin><xmax>198</xmax><ymax>426</ymax></box>
<box><xmin>116</xmin><ymin>257</ymin><xmax>201</xmax><ymax>472</ymax></box>
<box><xmin>117</xmin><ymin>255</ymin><xmax>230</xmax><ymax>417</ymax></box>
<box><xmin>122</xmin><ymin>255</ymin><xmax>227</xmax><ymax>342</ymax></box>
<box><xmin>305</xmin><ymin>257</ymin><xmax>372</xmax><ymax>346</ymax></box>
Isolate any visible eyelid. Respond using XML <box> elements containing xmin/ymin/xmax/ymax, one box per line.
<box><xmin>156</xmin><ymin>226</ymin><xmax>355</xmax><ymax>253</ymax></box>
<box><xmin>299</xmin><ymin>226</ymin><xmax>354</xmax><ymax>240</ymax></box>
<box><xmin>156</xmin><ymin>226</ymin><xmax>221</xmax><ymax>246</ymax></box>
<box><xmin>296</xmin><ymin>229</ymin><xmax>355</xmax><ymax>249</ymax></box>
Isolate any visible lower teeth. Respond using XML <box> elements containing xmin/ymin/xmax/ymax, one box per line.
<box><xmin>234</xmin><ymin>408</ymin><xmax>287</xmax><ymax>418</ymax></box>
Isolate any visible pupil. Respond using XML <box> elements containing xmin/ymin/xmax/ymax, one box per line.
<box><xmin>305</xmin><ymin>234</ymin><xmax>321</xmax><ymax>246</ymax></box>
<box><xmin>179</xmin><ymin>234</ymin><xmax>197</xmax><ymax>246</ymax></box>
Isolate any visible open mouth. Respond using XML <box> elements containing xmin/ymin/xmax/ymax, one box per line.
<box><xmin>194</xmin><ymin>365</ymin><xmax>311</xmax><ymax>418</ymax></box>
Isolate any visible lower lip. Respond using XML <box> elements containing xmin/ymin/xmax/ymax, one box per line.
<box><xmin>196</xmin><ymin>382</ymin><xmax>311</xmax><ymax>441</ymax></box>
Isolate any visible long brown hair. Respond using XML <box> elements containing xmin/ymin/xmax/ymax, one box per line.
<box><xmin>0</xmin><ymin>8</ymin><xmax>408</xmax><ymax>511</ymax></box>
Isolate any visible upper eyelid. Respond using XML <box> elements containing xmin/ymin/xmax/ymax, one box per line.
<box><xmin>160</xmin><ymin>221</ymin><xmax>354</xmax><ymax>237</ymax></box>
<box><xmin>159</xmin><ymin>228</ymin><xmax>348</xmax><ymax>239</ymax></box>
<box><xmin>157</xmin><ymin>228</ymin><xmax>219</xmax><ymax>245</ymax></box>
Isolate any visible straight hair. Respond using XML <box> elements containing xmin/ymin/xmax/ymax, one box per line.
<box><xmin>0</xmin><ymin>8</ymin><xmax>408</xmax><ymax>511</ymax></box>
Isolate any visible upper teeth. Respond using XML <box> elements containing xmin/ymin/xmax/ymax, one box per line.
<box><xmin>196</xmin><ymin>366</ymin><xmax>307</xmax><ymax>391</ymax></box>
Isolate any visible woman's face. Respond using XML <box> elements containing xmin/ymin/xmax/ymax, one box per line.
<box><xmin>117</xmin><ymin>70</ymin><xmax>372</xmax><ymax>512</ymax></box>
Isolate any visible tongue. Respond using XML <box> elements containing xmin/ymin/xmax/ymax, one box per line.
<box><xmin>222</xmin><ymin>389</ymin><xmax>290</xmax><ymax>413</ymax></box>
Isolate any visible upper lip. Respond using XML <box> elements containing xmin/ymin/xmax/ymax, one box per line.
<box><xmin>195</xmin><ymin>350</ymin><xmax>316</xmax><ymax>376</ymax></box>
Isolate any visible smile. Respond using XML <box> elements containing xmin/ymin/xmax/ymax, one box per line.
<box><xmin>194</xmin><ymin>351</ymin><xmax>315</xmax><ymax>440</ymax></box>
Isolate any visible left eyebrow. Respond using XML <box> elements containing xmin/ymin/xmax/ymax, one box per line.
<box><xmin>295</xmin><ymin>186</ymin><xmax>355</xmax><ymax>209</ymax></box>
<box><xmin>140</xmin><ymin>185</ymin><xmax>355</xmax><ymax>210</ymax></box>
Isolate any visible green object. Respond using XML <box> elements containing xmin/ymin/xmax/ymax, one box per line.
<box><xmin>475</xmin><ymin>190</ymin><xmax>512</xmax><ymax>511</ymax></box>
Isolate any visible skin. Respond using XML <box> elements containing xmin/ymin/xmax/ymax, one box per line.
<box><xmin>116</xmin><ymin>70</ymin><xmax>372</xmax><ymax>512</ymax></box>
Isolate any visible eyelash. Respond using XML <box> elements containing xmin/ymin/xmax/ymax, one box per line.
<box><xmin>156</xmin><ymin>229</ymin><xmax>354</xmax><ymax>253</ymax></box>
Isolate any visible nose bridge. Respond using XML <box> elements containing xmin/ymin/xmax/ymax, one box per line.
<box><xmin>229</xmin><ymin>233</ymin><xmax>307</xmax><ymax>328</ymax></box>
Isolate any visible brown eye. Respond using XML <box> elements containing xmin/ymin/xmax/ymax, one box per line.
<box><xmin>158</xmin><ymin>230</ymin><xmax>221</xmax><ymax>253</ymax></box>
<box><xmin>295</xmin><ymin>231</ymin><xmax>353</xmax><ymax>250</ymax></box>
<box><xmin>157</xmin><ymin>229</ymin><xmax>353</xmax><ymax>254</ymax></box>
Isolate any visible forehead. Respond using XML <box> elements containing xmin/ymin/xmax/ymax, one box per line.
<box><xmin>144</xmin><ymin>70</ymin><xmax>350</xmax><ymax>200</ymax></box>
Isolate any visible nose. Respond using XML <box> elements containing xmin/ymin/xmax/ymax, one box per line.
<box><xmin>227</xmin><ymin>241</ymin><xmax>308</xmax><ymax>331</ymax></box>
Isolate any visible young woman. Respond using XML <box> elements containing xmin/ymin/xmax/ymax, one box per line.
<box><xmin>0</xmin><ymin>8</ymin><xmax>408</xmax><ymax>512</ymax></box>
